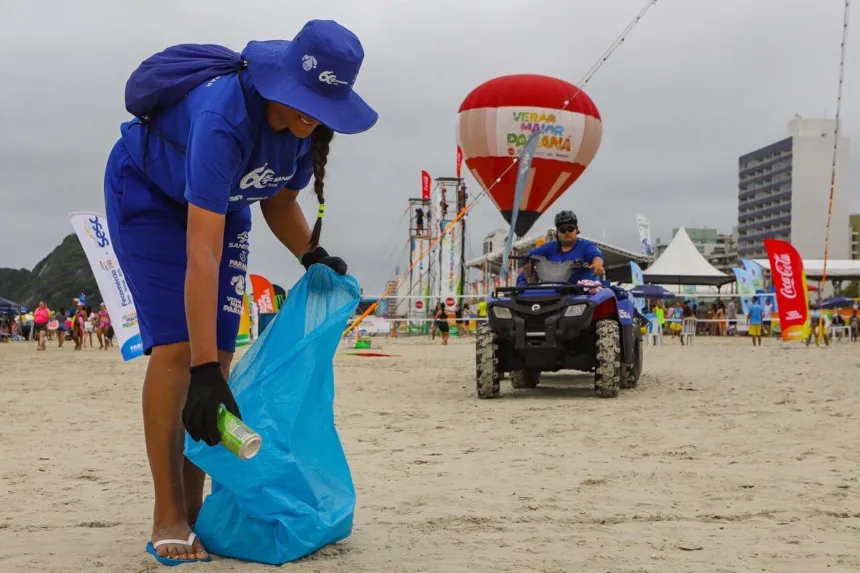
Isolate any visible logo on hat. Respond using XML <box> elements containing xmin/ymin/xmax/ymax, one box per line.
<box><xmin>301</xmin><ymin>54</ymin><xmax>317</xmax><ymax>71</ymax></box>
<box><xmin>318</xmin><ymin>70</ymin><xmax>347</xmax><ymax>86</ymax></box>
<box><xmin>242</xmin><ymin>20</ymin><xmax>378</xmax><ymax>134</ymax></box>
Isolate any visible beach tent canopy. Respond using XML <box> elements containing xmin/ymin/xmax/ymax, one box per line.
<box><xmin>0</xmin><ymin>296</ymin><xmax>26</xmax><ymax>315</ymax></box>
<box><xmin>629</xmin><ymin>285</ymin><xmax>676</xmax><ymax>300</ymax></box>
<box><xmin>752</xmin><ymin>258</ymin><xmax>860</xmax><ymax>282</ymax></box>
<box><xmin>812</xmin><ymin>295</ymin><xmax>856</xmax><ymax>310</ymax></box>
<box><xmin>643</xmin><ymin>227</ymin><xmax>734</xmax><ymax>286</ymax></box>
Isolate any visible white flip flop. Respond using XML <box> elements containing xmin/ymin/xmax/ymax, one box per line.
<box><xmin>146</xmin><ymin>532</ymin><xmax>212</xmax><ymax>566</ymax></box>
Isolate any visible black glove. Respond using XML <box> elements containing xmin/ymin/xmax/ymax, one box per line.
<box><xmin>182</xmin><ymin>362</ymin><xmax>241</xmax><ymax>446</ymax></box>
<box><xmin>301</xmin><ymin>246</ymin><xmax>348</xmax><ymax>275</ymax></box>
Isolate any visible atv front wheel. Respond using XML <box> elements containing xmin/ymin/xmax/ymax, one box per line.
<box><xmin>511</xmin><ymin>370</ymin><xmax>540</xmax><ymax>389</ymax></box>
<box><xmin>476</xmin><ymin>323</ymin><xmax>500</xmax><ymax>399</ymax></box>
<box><xmin>594</xmin><ymin>319</ymin><xmax>621</xmax><ymax>398</ymax></box>
<box><xmin>620</xmin><ymin>325</ymin><xmax>643</xmax><ymax>389</ymax></box>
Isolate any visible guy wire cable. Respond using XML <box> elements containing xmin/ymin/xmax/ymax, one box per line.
<box><xmin>816</xmin><ymin>0</ymin><xmax>850</xmax><ymax>343</ymax></box>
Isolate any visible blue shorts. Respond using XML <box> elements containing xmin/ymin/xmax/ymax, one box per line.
<box><xmin>103</xmin><ymin>140</ymin><xmax>251</xmax><ymax>355</ymax></box>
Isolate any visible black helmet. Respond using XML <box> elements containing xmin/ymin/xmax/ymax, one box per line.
<box><xmin>554</xmin><ymin>210</ymin><xmax>577</xmax><ymax>229</ymax></box>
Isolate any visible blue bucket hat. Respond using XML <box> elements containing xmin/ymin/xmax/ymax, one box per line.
<box><xmin>242</xmin><ymin>20</ymin><xmax>378</xmax><ymax>135</ymax></box>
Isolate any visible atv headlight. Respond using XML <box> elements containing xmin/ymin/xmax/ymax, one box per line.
<box><xmin>564</xmin><ymin>304</ymin><xmax>587</xmax><ymax>317</ymax></box>
<box><xmin>492</xmin><ymin>306</ymin><xmax>512</xmax><ymax>319</ymax></box>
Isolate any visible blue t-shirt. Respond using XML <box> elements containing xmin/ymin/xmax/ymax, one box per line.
<box><xmin>516</xmin><ymin>239</ymin><xmax>602</xmax><ymax>287</ymax></box>
<box><xmin>119</xmin><ymin>73</ymin><xmax>314</xmax><ymax>215</ymax></box>
<box><xmin>747</xmin><ymin>302</ymin><xmax>763</xmax><ymax>325</ymax></box>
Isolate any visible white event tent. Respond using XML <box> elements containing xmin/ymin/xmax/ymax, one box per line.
<box><xmin>643</xmin><ymin>227</ymin><xmax>735</xmax><ymax>287</ymax></box>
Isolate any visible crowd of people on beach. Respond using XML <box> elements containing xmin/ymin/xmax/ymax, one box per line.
<box><xmin>647</xmin><ymin>298</ymin><xmax>771</xmax><ymax>338</ymax></box>
<box><xmin>646</xmin><ymin>297</ymin><xmax>859</xmax><ymax>345</ymax></box>
<box><xmin>1</xmin><ymin>297</ymin><xmax>114</xmax><ymax>351</ymax></box>
<box><xmin>371</xmin><ymin>292</ymin><xmax>859</xmax><ymax>349</ymax></box>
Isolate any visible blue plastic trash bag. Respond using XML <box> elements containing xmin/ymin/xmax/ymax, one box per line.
<box><xmin>184</xmin><ymin>265</ymin><xmax>361</xmax><ymax>565</ymax></box>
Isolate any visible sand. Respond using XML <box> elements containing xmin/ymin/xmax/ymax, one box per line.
<box><xmin>1</xmin><ymin>334</ymin><xmax>859</xmax><ymax>572</ymax></box>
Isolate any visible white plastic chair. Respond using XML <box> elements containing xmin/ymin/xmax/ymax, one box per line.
<box><xmin>680</xmin><ymin>317</ymin><xmax>697</xmax><ymax>346</ymax></box>
<box><xmin>830</xmin><ymin>325</ymin><xmax>851</xmax><ymax>341</ymax></box>
<box><xmin>647</xmin><ymin>318</ymin><xmax>663</xmax><ymax>346</ymax></box>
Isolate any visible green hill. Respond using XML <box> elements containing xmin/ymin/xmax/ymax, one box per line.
<box><xmin>0</xmin><ymin>234</ymin><xmax>102</xmax><ymax>311</ymax></box>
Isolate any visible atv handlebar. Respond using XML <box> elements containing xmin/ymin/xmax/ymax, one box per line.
<box><xmin>512</xmin><ymin>254</ymin><xmax>593</xmax><ymax>270</ymax></box>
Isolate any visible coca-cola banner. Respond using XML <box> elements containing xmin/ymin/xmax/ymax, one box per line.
<box><xmin>456</xmin><ymin>146</ymin><xmax>463</xmax><ymax>179</ymax></box>
<box><xmin>421</xmin><ymin>170</ymin><xmax>431</xmax><ymax>201</ymax></box>
<box><xmin>763</xmin><ymin>239</ymin><xmax>810</xmax><ymax>341</ymax></box>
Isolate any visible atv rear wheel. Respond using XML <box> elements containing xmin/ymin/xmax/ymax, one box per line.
<box><xmin>620</xmin><ymin>325</ymin><xmax>643</xmax><ymax>389</ymax></box>
<box><xmin>511</xmin><ymin>370</ymin><xmax>540</xmax><ymax>389</ymax></box>
<box><xmin>476</xmin><ymin>323</ymin><xmax>500</xmax><ymax>399</ymax></box>
<box><xmin>594</xmin><ymin>319</ymin><xmax>621</xmax><ymax>398</ymax></box>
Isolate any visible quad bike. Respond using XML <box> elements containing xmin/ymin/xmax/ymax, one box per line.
<box><xmin>476</xmin><ymin>255</ymin><xmax>644</xmax><ymax>399</ymax></box>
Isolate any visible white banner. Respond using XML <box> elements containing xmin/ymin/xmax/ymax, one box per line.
<box><xmin>438</xmin><ymin>220</ymin><xmax>462</xmax><ymax>310</ymax></box>
<box><xmin>354</xmin><ymin>315</ymin><xmax>389</xmax><ymax>334</ymax></box>
<box><xmin>408</xmin><ymin>237</ymin><xmax>433</xmax><ymax>319</ymax></box>
<box><xmin>69</xmin><ymin>212</ymin><xmax>144</xmax><ymax>361</ymax></box>
<box><xmin>635</xmin><ymin>213</ymin><xmax>653</xmax><ymax>256</ymax></box>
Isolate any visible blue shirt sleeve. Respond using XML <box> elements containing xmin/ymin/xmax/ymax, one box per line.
<box><xmin>516</xmin><ymin>272</ymin><xmax>529</xmax><ymax>287</ymax></box>
<box><xmin>584</xmin><ymin>241</ymin><xmax>602</xmax><ymax>264</ymax></box>
<box><xmin>285</xmin><ymin>138</ymin><xmax>314</xmax><ymax>192</ymax></box>
<box><xmin>184</xmin><ymin>112</ymin><xmax>245</xmax><ymax>214</ymax></box>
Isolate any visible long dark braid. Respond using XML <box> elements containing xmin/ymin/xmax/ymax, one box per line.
<box><xmin>309</xmin><ymin>125</ymin><xmax>334</xmax><ymax>250</ymax></box>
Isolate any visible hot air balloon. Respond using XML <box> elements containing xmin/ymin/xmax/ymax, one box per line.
<box><xmin>456</xmin><ymin>74</ymin><xmax>602</xmax><ymax>237</ymax></box>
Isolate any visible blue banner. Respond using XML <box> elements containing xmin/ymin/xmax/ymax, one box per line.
<box><xmin>741</xmin><ymin>259</ymin><xmax>765</xmax><ymax>291</ymax></box>
<box><xmin>629</xmin><ymin>261</ymin><xmax>645</xmax><ymax>311</ymax></box>
<box><xmin>732</xmin><ymin>267</ymin><xmax>756</xmax><ymax>315</ymax></box>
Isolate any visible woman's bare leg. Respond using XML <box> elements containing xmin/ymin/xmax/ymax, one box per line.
<box><xmin>143</xmin><ymin>342</ymin><xmax>208</xmax><ymax>562</ymax></box>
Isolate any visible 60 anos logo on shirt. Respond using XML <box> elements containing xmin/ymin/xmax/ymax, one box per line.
<box><xmin>239</xmin><ymin>164</ymin><xmax>295</xmax><ymax>190</ymax></box>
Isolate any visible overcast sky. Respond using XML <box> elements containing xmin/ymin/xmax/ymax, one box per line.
<box><xmin>2</xmin><ymin>0</ymin><xmax>858</xmax><ymax>294</ymax></box>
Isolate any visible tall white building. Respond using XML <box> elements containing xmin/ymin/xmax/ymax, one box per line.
<box><xmin>737</xmin><ymin>117</ymin><xmax>851</xmax><ymax>260</ymax></box>
<box><xmin>849</xmin><ymin>214</ymin><xmax>860</xmax><ymax>260</ymax></box>
<box><xmin>481</xmin><ymin>228</ymin><xmax>509</xmax><ymax>256</ymax></box>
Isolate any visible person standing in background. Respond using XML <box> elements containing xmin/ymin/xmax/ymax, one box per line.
<box><xmin>72</xmin><ymin>306</ymin><xmax>87</xmax><ymax>351</ymax></box>
<box><xmin>762</xmin><ymin>298</ymin><xmax>773</xmax><ymax>336</ymax></box>
<box><xmin>33</xmin><ymin>301</ymin><xmax>50</xmax><ymax>351</ymax></box>
<box><xmin>98</xmin><ymin>303</ymin><xmax>112</xmax><ymax>350</ymax></box>
<box><xmin>54</xmin><ymin>307</ymin><xmax>68</xmax><ymax>348</ymax></box>
<box><xmin>726</xmin><ymin>299</ymin><xmax>738</xmax><ymax>335</ymax></box>
<box><xmin>746</xmin><ymin>298</ymin><xmax>763</xmax><ymax>346</ymax></box>
<box><xmin>85</xmin><ymin>306</ymin><xmax>97</xmax><ymax>348</ymax></box>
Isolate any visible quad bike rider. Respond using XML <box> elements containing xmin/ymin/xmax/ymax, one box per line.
<box><xmin>516</xmin><ymin>211</ymin><xmax>605</xmax><ymax>287</ymax></box>
<box><xmin>476</xmin><ymin>210</ymin><xmax>644</xmax><ymax>399</ymax></box>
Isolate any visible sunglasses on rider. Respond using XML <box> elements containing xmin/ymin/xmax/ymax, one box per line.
<box><xmin>557</xmin><ymin>225</ymin><xmax>577</xmax><ymax>234</ymax></box>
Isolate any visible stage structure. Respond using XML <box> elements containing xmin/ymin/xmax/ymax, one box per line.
<box><xmin>435</xmin><ymin>177</ymin><xmax>468</xmax><ymax>315</ymax></box>
<box><xmin>406</xmin><ymin>193</ymin><xmax>435</xmax><ymax>333</ymax></box>
<box><xmin>402</xmin><ymin>176</ymin><xmax>469</xmax><ymax>333</ymax></box>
